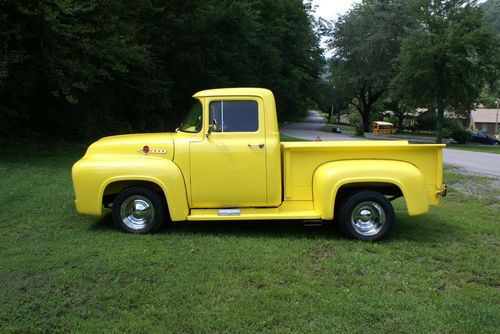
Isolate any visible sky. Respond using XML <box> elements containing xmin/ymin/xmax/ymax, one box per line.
<box><xmin>311</xmin><ymin>0</ymin><xmax>360</xmax><ymax>21</ymax></box>
<box><xmin>311</xmin><ymin>0</ymin><xmax>360</xmax><ymax>54</ymax></box>
<box><xmin>311</xmin><ymin>0</ymin><xmax>487</xmax><ymax>22</ymax></box>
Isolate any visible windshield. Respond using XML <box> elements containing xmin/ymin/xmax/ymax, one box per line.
<box><xmin>178</xmin><ymin>100</ymin><xmax>202</xmax><ymax>133</ymax></box>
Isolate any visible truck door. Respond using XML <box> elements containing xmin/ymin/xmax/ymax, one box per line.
<box><xmin>189</xmin><ymin>98</ymin><xmax>267</xmax><ymax>208</ymax></box>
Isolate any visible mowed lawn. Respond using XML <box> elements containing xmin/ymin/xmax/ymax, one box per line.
<box><xmin>447</xmin><ymin>144</ymin><xmax>500</xmax><ymax>154</ymax></box>
<box><xmin>0</xmin><ymin>147</ymin><xmax>499</xmax><ymax>333</ymax></box>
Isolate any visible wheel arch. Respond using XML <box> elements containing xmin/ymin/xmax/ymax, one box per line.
<box><xmin>103</xmin><ymin>179</ymin><xmax>164</xmax><ymax>206</ymax></box>
<box><xmin>99</xmin><ymin>174</ymin><xmax>188</xmax><ymax>222</ymax></box>
<box><xmin>333</xmin><ymin>182</ymin><xmax>402</xmax><ymax>214</ymax></box>
<box><xmin>312</xmin><ymin>160</ymin><xmax>429</xmax><ymax>220</ymax></box>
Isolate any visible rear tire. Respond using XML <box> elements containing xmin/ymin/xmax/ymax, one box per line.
<box><xmin>112</xmin><ymin>186</ymin><xmax>165</xmax><ymax>234</ymax></box>
<box><xmin>336</xmin><ymin>190</ymin><xmax>394</xmax><ymax>241</ymax></box>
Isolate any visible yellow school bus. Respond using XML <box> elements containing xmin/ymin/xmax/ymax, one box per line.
<box><xmin>370</xmin><ymin>121</ymin><xmax>396</xmax><ymax>134</ymax></box>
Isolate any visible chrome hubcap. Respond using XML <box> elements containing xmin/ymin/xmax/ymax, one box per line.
<box><xmin>351</xmin><ymin>201</ymin><xmax>385</xmax><ymax>237</ymax></box>
<box><xmin>120</xmin><ymin>195</ymin><xmax>155</xmax><ymax>230</ymax></box>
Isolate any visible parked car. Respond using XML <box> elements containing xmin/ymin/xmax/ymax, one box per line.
<box><xmin>469</xmin><ymin>131</ymin><xmax>499</xmax><ymax>145</ymax></box>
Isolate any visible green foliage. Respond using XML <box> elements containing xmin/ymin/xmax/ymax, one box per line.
<box><xmin>442</xmin><ymin>119</ymin><xmax>469</xmax><ymax>144</ymax></box>
<box><xmin>324</xmin><ymin>0</ymin><xmax>499</xmax><ymax>139</ymax></box>
<box><xmin>479</xmin><ymin>85</ymin><xmax>499</xmax><ymax>107</ymax></box>
<box><xmin>326</xmin><ymin>0</ymin><xmax>409</xmax><ymax>133</ymax></box>
<box><xmin>392</xmin><ymin>0</ymin><xmax>499</xmax><ymax>143</ymax></box>
<box><xmin>0</xmin><ymin>0</ymin><xmax>323</xmax><ymax>143</ymax></box>
<box><xmin>481</xmin><ymin>0</ymin><xmax>500</xmax><ymax>32</ymax></box>
<box><xmin>413</xmin><ymin>110</ymin><xmax>437</xmax><ymax>131</ymax></box>
<box><xmin>383</xmin><ymin>98</ymin><xmax>419</xmax><ymax>130</ymax></box>
<box><xmin>412</xmin><ymin>112</ymin><xmax>468</xmax><ymax>143</ymax></box>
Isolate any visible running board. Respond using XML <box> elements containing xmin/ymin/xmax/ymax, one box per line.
<box><xmin>187</xmin><ymin>201</ymin><xmax>321</xmax><ymax>221</ymax></box>
<box><xmin>303</xmin><ymin>219</ymin><xmax>323</xmax><ymax>227</ymax></box>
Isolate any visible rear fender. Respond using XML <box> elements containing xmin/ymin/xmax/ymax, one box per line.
<box><xmin>312</xmin><ymin>160</ymin><xmax>429</xmax><ymax>219</ymax></box>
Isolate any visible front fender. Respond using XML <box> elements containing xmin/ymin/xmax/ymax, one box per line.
<box><xmin>72</xmin><ymin>157</ymin><xmax>189</xmax><ymax>221</ymax></box>
<box><xmin>312</xmin><ymin>160</ymin><xmax>429</xmax><ymax>220</ymax></box>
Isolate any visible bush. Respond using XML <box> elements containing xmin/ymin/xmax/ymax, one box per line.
<box><xmin>449</xmin><ymin>127</ymin><xmax>470</xmax><ymax>144</ymax></box>
<box><xmin>442</xmin><ymin>119</ymin><xmax>469</xmax><ymax>144</ymax></box>
<box><xmin>414</xmin><ymin>111</ymin><xmax>437</xmax><ymax>131</ymax></box>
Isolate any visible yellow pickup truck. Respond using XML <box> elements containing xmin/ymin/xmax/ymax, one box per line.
<box><xmin>72</xmin><ymin>88</ymin><xmax>446</xmax><ymax>240</ymax></box>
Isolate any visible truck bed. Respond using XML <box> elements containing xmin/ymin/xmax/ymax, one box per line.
<box><xmin>281</xmin><ymin>140</ymin><xmax>445</xmax><ymax>204</ymax></box>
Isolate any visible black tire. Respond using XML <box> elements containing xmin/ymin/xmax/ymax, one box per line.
<box><xmin>336</xmin><ymin>190</ymin><xmax>394</xmax><ymax>241</ymax></box>
<box><xmin>112</xmin><ymin>186</ymin><xmax>166</xmax><ymax>234</ymax></box>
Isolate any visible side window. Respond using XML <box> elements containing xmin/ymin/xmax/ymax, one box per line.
<box><xmin>209</xmin><ymin>101</ymin><xmax>223</xmax><ymax>132</ymax></box>
<box><xmin>209</xmin><ymin>101</ymin><xmax>258</xmax><ymax>132</ymax></box>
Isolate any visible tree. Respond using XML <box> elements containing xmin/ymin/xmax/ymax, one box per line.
<box><xmin>383</xmin><ymin>98</ymin><xmax>418</xmax><ymax>131</ymax></box>
<box><xmin>392</xmin><ymin>0</ymin><xmax>499</xmax><ymax>143</ymax></box>
<box><xmin>0</xmin><ymin>0</ymin><xmax>169</xmax><ymax>142</ymax></box>
<box><xmin>0</xmin><ymin>0</ymin><xmax>323</xmax><ymax>144</ymax></box>
<box><xmin>326</xmin><ymin>0</ymin><xmax>408</xmax><ymax>134</ymax></box>
<box><xmin>481</xmin><ymin>0</ymin><xmax>500</xmax><ymax>32</ymax></box>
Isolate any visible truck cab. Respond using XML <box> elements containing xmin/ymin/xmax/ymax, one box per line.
<box><xmin>175</xmin><ymin>88</ymin><xmax>282</xmax><ymax>208</ymax></box>
<box><xmin>72</xmin><ymin>88</ymin><xmax>446</xmax><ymax>241</ymax></box>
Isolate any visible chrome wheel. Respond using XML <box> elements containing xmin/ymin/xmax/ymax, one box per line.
<box><xmin>120</xmin><ymin>195</ymin><xmax>156</xmax><ymax>231</ymax></box>
<box><xmin>350</xmin><ymin>201</ymin><xmax>386</xmax><ymax>237</ymax></box>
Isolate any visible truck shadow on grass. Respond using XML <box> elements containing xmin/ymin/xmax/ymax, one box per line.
<box><xmin>90</xmin><ymin>212</ymin><xmax>462</xmax><ymax>244</ymax></box>
<box><xmin>90</xmin><ymin>212</ymin><xmax>340</xmax><ymax>240</ymax></box>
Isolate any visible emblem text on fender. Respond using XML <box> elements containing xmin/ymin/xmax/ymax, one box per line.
<box><xmin>138</xmin><ymin>145</ymin><xmax>167</xmax><ymax>154</ymax></box>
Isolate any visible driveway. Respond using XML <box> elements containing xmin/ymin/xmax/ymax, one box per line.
<box><xmin>280</xmin><ymin>111</ymin><xmax>500</xmax><ymax>178</ymax></box>
<box><xmin>281</xmin><ymin>111</ymin><xmax>362</xmax><ymax>141</ymax></box>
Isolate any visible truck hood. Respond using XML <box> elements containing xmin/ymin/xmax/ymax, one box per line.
<box><xmin>84</xmin><ymin>133</ymin><xmax>174</xmax><ymax>160</ymax></box>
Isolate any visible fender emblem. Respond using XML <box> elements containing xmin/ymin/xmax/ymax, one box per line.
<box><xmin>138</xmin><ymin>146</ymin><xmax>167</xmax><ymax>154</ymax></box>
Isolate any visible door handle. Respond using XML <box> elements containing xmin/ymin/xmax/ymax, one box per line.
<box><xmin>248</xmin><ymin>143</ymin><xmax>265</xmax><ymax>149</ymax></box>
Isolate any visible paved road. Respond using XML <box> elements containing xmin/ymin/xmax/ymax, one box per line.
<box><xmin>281</xmin><ymin>110</ymin><xmax>500</xmax><ymax>178</ymax></box>
<box><xmin>442</xmin><ymin>149</ymin><xmax>500</xmax><ymax>178</ymax></box>
<box><xmin>281</xmin><ymin>111</ymin><xmax>362</xmax><ymax>141</ymax></box>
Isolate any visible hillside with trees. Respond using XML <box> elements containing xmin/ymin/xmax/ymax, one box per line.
<box><xmin>0</xmin><ymin>0</ymin><xmax>323</xmax><ymax>143</ymax></box>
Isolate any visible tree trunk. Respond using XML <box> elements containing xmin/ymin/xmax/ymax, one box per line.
<box><xmin>329</xmin><ymin>104</ymin><xmax>334</xmax><ymax>124</ymax></box>
<box><xmin>436</xmin><ymin>105</ymin><xmax>444</xmax><ymax>144</ymax></box>
<box><xmin>397</xmin><ymin>113</ymin><xmax>404</xmax><ymax>131</ymax></box>
<box><xmin>361</xmin><ymin>108</ymin><xmax>370</xmax><ymax>133</ymax></box>
<box><xmin>435</xmin><ymin>62</ymin><xmax>446</xmax><ymax>144</ymax></box>
<box><xmin>356</xmin><ymin>122</ymin><xmax>365</xmax><ymax>136</ymax></box>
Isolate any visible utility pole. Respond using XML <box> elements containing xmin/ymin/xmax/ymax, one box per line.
<box><xmin>496</xmin><ymin>98</ymin><xmax>499</xmax><ymax>137</ymax></box>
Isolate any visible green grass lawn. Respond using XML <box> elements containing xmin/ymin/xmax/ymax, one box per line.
<box><xmin>1</xmin><ymin>148</ymin><xmax>499</xmax><ymax>332</ymax></box>
<box><xmin>399</xmin><ymin>131</ymin><xmax>436</xmax><ymax>137</ymax></box>
<box><xmin>323</xmin><ymin>123</ymin><xmax>357</xmax><ymax>133</ymax></box>
<box><xmin>279</xmin><ymin>134</ymin><xmax>305</xmax><ymax>142</ymax></box>
<box><xmin>447</xmin><ymin>144</ymin><xmax>500</xmax><ymax>154</ymax></box>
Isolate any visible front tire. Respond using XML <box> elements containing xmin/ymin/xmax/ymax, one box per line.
<box><xmin>112</xmin><ymin>186</ymin><xmax>165</xmax><ymax>234</ymax></box>
<box><xmin>336</xmin><ymin>190</ymin><xmax>394</xmax><ymax>241</ymax></box>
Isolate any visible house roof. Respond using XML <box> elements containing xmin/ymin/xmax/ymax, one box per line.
<box><xmin>471</xmin><ymin>108</ymin><xmax>499</xmax><ymax>123</ymax></box>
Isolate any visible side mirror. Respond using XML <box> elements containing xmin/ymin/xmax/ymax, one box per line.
<box><xmin>205</xmin><ymin>118</ymin><xmax>218</xmax><ymax>137</ymax></box>
<box><xmin>205</xmin><ymin>125</ymin><xmax>212</xmax><ymax>137</ymax></box>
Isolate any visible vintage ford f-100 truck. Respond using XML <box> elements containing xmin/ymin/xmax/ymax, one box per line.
<box><xmin>72</xmin><ymin>88</ymin><xmax>447</xmax><ymax>240</ymax></box>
